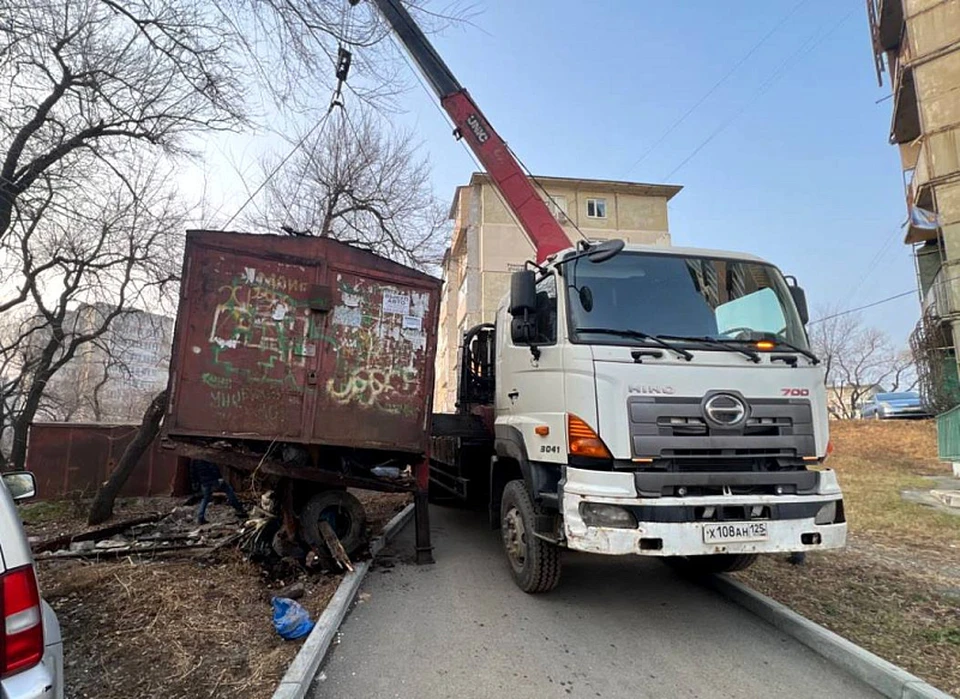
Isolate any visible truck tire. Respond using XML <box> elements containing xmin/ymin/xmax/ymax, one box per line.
<box><xmin>300</xmin><ymin>490</ymin><xmax>367</xmax><ymax>557</ymax></box>
<box><xmin>664</xmin><ymin>553</ymin><xmax>758</xmax><ymax>576</ymax></box>
<box><xmin>500</xmin><ymin>480</ymin><xmax>561</xmax><ymax>593</ymax></box>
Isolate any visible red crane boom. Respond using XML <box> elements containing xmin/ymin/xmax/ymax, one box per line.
<box><xmin>364</xmin><ymin>0</ymin><xmax>572</xmax><ymax>263</ymax></box>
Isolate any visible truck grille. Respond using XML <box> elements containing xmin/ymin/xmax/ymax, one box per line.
<box><xmin>629</xmin><ymin>395</ymin><xmax>815</xmax><ymax>470</ymax></box>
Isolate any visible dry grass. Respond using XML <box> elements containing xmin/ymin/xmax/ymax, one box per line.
<box><xmin>736</xmin><ymin>420</ymin><xmax>960</xmax><ymax>696</ymax></box>
<box><xmin>33</xmin><ymin>491</ymin><xmax>411</xmax><ymax>698</ymax></box>
<box><xmin>824</xmin><ymin>420</ymin><xmax>960</xmax><ymax>546</ymax></box>
<box><xmin>39</xmin><ymin>552</ymin><xmax>339</xmax><ymax>699</ymax></box>
<box><xmin>20</xmin><ymin>496</ymin><xmax>174</xmax><ymax>541</ymax></box>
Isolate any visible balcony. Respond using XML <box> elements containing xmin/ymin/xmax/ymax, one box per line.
<box><xmin>922</xmin><ymin>264</ymin><xmax>960</xmax><ymax>319</ymax></box>
<box><xmin>891</xmin><ymin>64</ymin><xmax>920</xmax><ymax>145</ymax></box>
<box><xmin>871</xmin><ymin>0</ymin><xmax>904</xmax><ymax>52</ymax></box>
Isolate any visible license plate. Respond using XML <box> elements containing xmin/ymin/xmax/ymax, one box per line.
<box><xmin>702</xmin><ymin>521</ymin><xmax>769</xmax><ymax>544</ymax></box>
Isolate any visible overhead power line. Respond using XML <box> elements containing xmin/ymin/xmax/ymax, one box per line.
<box><xmin>620</xmin><ymin>0</ymin><xmax>809</xmax><ymax>179</ymax></box>
<box><xmin>662</xmin><ymin>4</ymin><xmax>858</xmax><ymax>182</ymax></box>
<box><xmin>808</xmin><ymin>286</ymin><xmax>926</xmax><ymax>325</ymax></box>
<box><xmin>222</xmin><ymin>106</ymin><xmax>337</xmax><ymax>230</ymax></box>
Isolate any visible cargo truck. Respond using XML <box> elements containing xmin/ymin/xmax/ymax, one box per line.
<box><xmin>365</xmin><ymin>0</ymin><xmax>848</xmax><ymax>592</ymax></box>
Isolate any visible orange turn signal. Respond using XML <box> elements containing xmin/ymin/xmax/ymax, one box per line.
<box><xmin>756</xmin><ymin>340</ymin><xmax>775</xmax><ymax>351</ymax></box>
<box><xmin>568</xmin><ymin>414</ymin><xmax>612</xmax><ymax>459</ymax></box>
<box><xmin>535</xmin><ymin>425</ymin><xmax>550</xmax><ymax>437</ymax></box>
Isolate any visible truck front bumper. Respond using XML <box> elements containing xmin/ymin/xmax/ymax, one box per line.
<box><xmin>560</xmin><ymin>466</ymin><xmax>847</xmax><ymax>557</ymax></box>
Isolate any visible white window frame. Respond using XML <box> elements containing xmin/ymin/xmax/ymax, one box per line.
<box><xmin>586</xmin><ymin>197</ymin><xmax>607</xmax><ymax>219</ymax></box>
<box><xmin>546</xmin><ymin>194</ymin><xmax>568</xmax><ymax>223</ymax></box>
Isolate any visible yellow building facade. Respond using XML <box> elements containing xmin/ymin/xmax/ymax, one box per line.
<box><xmin>433</xmin><ymin>173</ymin><xmax>682</xmax><ymax>412</ymax></box>
<box><xmin>868</xmin><ymin>0</ymin><xmax>960</xmax><ymax>411</ymax></box>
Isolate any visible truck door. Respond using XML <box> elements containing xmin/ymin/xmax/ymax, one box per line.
<box><xmin>498</xmin><ymin>273</ymin><xmax>567</xmax><ymax>462</ymax></box>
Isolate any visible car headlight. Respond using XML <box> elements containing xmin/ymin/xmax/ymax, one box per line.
<box><xmin>579</xmin><ymin>502</ymin><xmax>637</xmax><ymax>528</ymax></box>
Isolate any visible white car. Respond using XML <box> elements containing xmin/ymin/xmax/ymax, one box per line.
<box><xmin>0</xmin><ymin>472</ymin><xmax>63</xmax><ymax>699</ymax></box>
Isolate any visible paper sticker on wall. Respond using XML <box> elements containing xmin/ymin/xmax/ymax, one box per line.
<box><xmin>402</xmin><ymin>315</ymin><xmax>422</xmax><ymax>331</ymax></box>
<box><xmin>333</xmin><ymin>305</ymin><xmax>362</xmax><ymax>328</ymax></box>
<box><xmin>382</xmin><ymin>293</ymin><xmax>410</xmax><ymax>315</ymax></box>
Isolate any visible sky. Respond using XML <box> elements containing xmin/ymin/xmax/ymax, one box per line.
<box><xmin>195</xmin><ymin>0</ymin><xmax>918</xmax><ymax>348</ymax></box>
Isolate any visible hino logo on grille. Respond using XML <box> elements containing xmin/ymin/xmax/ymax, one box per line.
<box><xmin>703</xmin><ymin>393</ymin><xmax>747</xmax><ymax>426</ymax></box>
<box><xmin>629</xmin><ymin>385</ymin><xmax>676</xmax><ymax>395</ymax></box>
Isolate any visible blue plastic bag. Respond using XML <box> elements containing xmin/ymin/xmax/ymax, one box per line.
<box><xmin>271</xmin><ymin>596</ymin><xmax>315</xmax><ymax>640</ymax></box>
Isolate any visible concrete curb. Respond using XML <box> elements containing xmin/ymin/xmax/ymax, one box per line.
<box><xmin>705</xmin><ymin>574</ymin><xmax>955</xmax><ymax>699</ymax></box>
<box><xmin>271</xmin><ymin>502</ymin><xmax>416</xmax><ymax>699</ymax></box>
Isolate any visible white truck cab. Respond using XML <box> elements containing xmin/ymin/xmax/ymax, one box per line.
<box><xmin>488</xmin><ymin>241</ymin><xmax>847</xmax><ymax>592</ymax></box>
<box><xmin>0</xmin><ymin>473</ymin><xmax>64</xmax><ymax>699</ymax></box>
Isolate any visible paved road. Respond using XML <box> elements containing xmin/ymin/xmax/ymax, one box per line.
<box><xmin>313</xmin><ymin>505</ymin><xmax>880</xmax><ymax>699</ymax></box>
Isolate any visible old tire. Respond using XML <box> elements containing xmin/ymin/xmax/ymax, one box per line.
<box><xmin>500</xmin><ymin>480</ymin><xmax>561</xmax><ymax>593</ymax></box>
<box><xmin>300</xmin><ymin>490</ymin><xmax>367</xmax><ymax>557</ymax></box>
<box><xmin>664</xmin><ymin>553</ymin><xmax>758</xmax><ymax>576</ymax></box>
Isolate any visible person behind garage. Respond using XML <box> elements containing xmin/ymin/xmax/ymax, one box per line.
<box><xmin>192</xmin><ymin>458</ymin><xmax>246</xmax><ymax>524</ymax></box>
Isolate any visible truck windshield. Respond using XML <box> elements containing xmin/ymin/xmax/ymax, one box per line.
<box><xmin>566</xmin><ymin>252</ymin><xmax>809</xmax><ymax>350</ymax></box>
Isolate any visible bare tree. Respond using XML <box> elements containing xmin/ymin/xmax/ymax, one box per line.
<box><xmin>87</xmin><ymin>389</ymin><xmax>167</xmax><ymax>525</ymax></box>
<box><xmin>0</xmin><ymin>163</ymin><xmax>184</xmax><ymax>470</ymax></box>
<box><xmin>252</xmin><ymin>106</ymin><xmax>447</xmax><ymax>269</ymax></box>
<box><xmin>809</xmin><ymin>307</ymin><xmax>917</xmax><ymax>419</ymax></box>
<box><xmin>0</xmin><ymin>0</ymin><xmax>463</xmax><ymax>471</ymax></box>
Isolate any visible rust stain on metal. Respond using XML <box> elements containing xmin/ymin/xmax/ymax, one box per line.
<box><xmin>165</xmin><ymin>231</ymin><xmax>441</xmax><ymax>455</ymax></box>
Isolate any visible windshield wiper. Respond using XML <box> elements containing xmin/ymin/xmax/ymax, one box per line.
<box><xmin>576</xmin><ymin>328</ymin><xmax>694</xmax><ymax>361</ymax></box>
<box><xmin>658</xmin><ymin>335</ymin><xmax>761</xmax><ymax>363</ymax></box>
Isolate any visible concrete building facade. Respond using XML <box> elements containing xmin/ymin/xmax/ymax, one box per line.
<box><xmin>433</xmin><ymin>172</ymin><xmax>682</xmax><ymax>412</ymax></box>
<box><xmin>868</xmin><ymin>0</ymin><xmax>960</xmax><ymax>413</ymax></box>
<box><xmin>45</xmin><ymin>304</ymin><xmax>174</xmax><ymax>423</ymax></box>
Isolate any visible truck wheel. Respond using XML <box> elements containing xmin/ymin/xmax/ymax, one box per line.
<box><xmin>665</xmin><ymin>553</ymin><xmax>758</xmax><ymax>576</ymax></box>
<box><xmin>300</xmin><ymin>490</ymin><xmax>367</xmax><ymax>557</ymax></box>
<box><xmin>500</xmin><ymin>480</ymin><xmax>561</xmax><ymax>593</ymax></box>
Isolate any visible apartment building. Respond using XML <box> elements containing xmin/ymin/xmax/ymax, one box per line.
<box><xmin>867</xmin><ymin>0</ymin><xmax>960</xmax><ymax>414</ymax></box>
<box><xmin>433</xmin><ymin>172</ymin><xmax>682</xmax><ymax>412</ymax></box>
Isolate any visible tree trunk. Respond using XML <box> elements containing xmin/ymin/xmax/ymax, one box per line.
<box><xmin>87</xmin><ymin>390</ymin><xmax>168</xmax><ymax>525</ymax></box>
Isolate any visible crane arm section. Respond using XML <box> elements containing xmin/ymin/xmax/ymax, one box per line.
<box><xmin>368</xmin><ymin>0</ymin><xmax>572</xmax><ymax>262</ymax></box>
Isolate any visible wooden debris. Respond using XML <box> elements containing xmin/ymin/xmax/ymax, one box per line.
<box><xmin>36</xmin><ymin>543</ymin><xmax>210</xmax><ymax>561</ymax></box>
<box><xmin>318</xmin><ymin>521</ymin><xmax>354</xmax><ymax>572</ymax></box>
<box><xmin>32</xmin><ymin>514</ymin><xmax>164</xmax><ymax>553</ymax></box>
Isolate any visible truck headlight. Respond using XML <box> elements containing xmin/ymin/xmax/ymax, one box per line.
<box><xmin>815</xmin><ymin>501</ymin><xmax>838</xmax><ymax>525</ymax></box>
<box><xmin>579</xmin><ymin>503</ymin><xmax>637</xmax><ymax>528</ymax></box>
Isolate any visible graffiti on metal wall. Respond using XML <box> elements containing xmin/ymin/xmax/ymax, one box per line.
<box><xmin>325</xmin><ymin>274</ymin><xmax>428</xmax><ymax>416</ymax></box>
<box><xmin>200</xmin><ymin>265</ymin><xmax>323</xmax><ymax>415</ymax></box>
<box><xmin>199</xmin><ymin>264</ymin><xmax>428</xmax><ymax>418</ymax></box>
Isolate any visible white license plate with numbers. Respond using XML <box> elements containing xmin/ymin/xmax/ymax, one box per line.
<box><xmin>702</xmin><ymin>522</ymin><xmax>769</xmax><ymax>544</ymax></box>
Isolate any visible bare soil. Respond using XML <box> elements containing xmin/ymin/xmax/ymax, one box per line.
<box><xmin>27</xmin><ymin>489</ymin><xmax>411</xmax><ymax>699</ymax></box>
<box><xmin>735</xmin><ymin>420</ymin><xmax>960</xmax><ymax>697</ymax></box>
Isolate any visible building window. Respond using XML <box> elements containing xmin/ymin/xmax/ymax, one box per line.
<box><xmin>546</xmin><ymin>194</ymin><xmax>568</xmax><ymax>222</ymax></box>
<box><xmin>586</xmin><ymin>198</ymin><xmax>607</xmax><ymax>219</ymax></box>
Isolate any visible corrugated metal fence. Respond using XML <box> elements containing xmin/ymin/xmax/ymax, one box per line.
<box><xmin>25</xmin><ymin>422</ymin><xmax>187</xmax><ymax>500</ymax></box>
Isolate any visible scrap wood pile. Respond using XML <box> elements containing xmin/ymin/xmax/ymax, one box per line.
<box><xmin>33</xmin><ymin>505</ymin><xmax>245</xmax><ymax>561</ymax></box>
<box><xmin>32</xmin><ymin>498</ymin><xmax>359</xmax><ymax>575</ymax></box>
<box><xmin>25</xmin><ymin>492</ymin><xmax>409</xmax><ymax>698</ymax></box>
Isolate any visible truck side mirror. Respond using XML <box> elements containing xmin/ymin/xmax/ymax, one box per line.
<box><xmin>509</xmin><ymin>270</ymin><xmax>538</xmax><ymax>344</ymax></box>
<box><xmin>789</xmin><ymin>285</ymin><xmax>809</xmax><ymax>325</ymax></box>
<box><xmin>2</xmin><ymin>471</ymin><xmax>37</xmax><ymax>501</ymax></box>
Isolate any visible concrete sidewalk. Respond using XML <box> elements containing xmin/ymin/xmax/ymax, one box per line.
<box><xmin>312</xmin><ymin>505</ymin><xmax>881</xmax><ymax>699</ymax></box>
